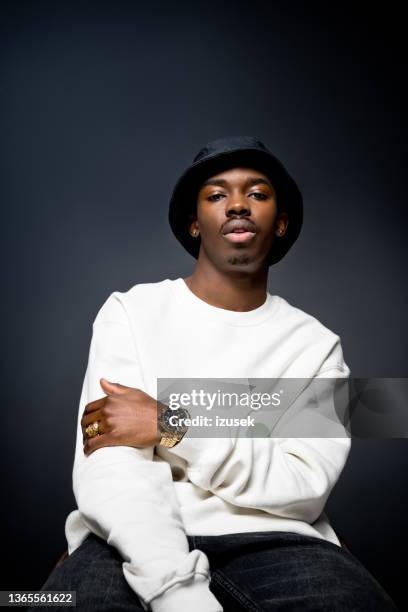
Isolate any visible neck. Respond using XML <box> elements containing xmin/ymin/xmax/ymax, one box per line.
<box><xmin>183</xmin><ymin>261</ymin><xmax>269</xmax><ymax>312</ymax></box>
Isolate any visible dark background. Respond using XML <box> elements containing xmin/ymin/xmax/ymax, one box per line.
<box><xmin>1</xmin><ymin>0</ymin><xmax>407</xmax><ymax>609</ymax></box>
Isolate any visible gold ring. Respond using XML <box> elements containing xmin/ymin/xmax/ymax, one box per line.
<box><xmin>85</xmin><ymin>421</ymin><xmax>100</xmax><ymax>439</ymax></box>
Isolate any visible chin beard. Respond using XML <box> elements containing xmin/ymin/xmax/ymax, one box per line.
<box><xmin>226</xmin><ymin>254</ymin><xmax>252</xmax><ymax>265</ymax></box>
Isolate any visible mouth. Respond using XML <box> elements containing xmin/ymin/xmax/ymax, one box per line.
<box><xmin>221</xmin><ymin>219</ymin><xmax>257</xmax><ymax>244</ymax></box>
<box><xmin>222</xmin><ymin>230</ymin><xmax>256</xmax><ymax>244</ymax></box>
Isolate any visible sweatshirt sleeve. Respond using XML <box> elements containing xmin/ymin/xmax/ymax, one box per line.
<box><xmin>71</xmin><ymin>292</ymin><xmax>223</xmax><ymax>612</ymax></box>
<box><xmin>166</xmin><ymin>338</ymin><xmax>351</xmax><ymax>524</ymax></box>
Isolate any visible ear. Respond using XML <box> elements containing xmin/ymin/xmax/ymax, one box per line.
<box><xmin>275</xmin><ymin>212</ymin><xmax>289</xmax><ymax>237</ymax></box>
<box><xmin>187</xmin><ymin>211</ymin><xmax>198</xmax><ymax>236</ymax></box>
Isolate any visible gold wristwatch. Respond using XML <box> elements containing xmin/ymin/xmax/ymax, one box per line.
<box><xmin>157</xmin><ymin>403</ymin><xmax>191</xmax><ymax>448</ymax></box>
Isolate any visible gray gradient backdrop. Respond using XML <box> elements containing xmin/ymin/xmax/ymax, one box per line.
<box><xmin>1</xmin><ymin>0</ymin><xmax>407</xmax><ymax>609</ymax></box>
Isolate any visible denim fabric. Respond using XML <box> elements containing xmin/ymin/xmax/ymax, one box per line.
<box><xmin>29</xmin><ymin>531</ymin><xmax>398</xmax><ymax>611</ymax></box>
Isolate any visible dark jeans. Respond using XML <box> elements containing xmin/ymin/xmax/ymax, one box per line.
<box><xmin>30</xmin><ymin>531</ymin><xmax>398</xmax><ymax>611</ymax></box>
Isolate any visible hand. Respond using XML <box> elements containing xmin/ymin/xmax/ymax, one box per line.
<box><xmin>81</xmin><ymin>378</ymin><xmax>163</xmax><ymax>456</ymax></box>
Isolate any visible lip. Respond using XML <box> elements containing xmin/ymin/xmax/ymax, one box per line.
<box><xmin>222</xmin><ymin>231</ymin><xmax>256</xmax><ymax>243</ymax></box>
<box><xmin>221</xmin><ymin>218</ymin><xmax>257</xmax><ymax>245</ymax></box>
<box><xmin>222</xmin><ymin>218</ymin><xmax>257</xmax><ymax>235</ymax></box>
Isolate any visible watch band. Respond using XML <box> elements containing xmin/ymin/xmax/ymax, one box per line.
<box><xmin>157</xmin><ymin>403</ymin><xmax>190</xmax><ymax>448</ymax></box>
<box><xmin>159</xmin><ymin>432</ymin><xmax>182</xmax><ymax>448</ymax></box>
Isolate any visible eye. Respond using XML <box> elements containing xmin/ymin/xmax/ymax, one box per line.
<box><xmin>250</xmin><ymin>192</ymin><xmax>268</xmax><ymax>200</ymax></box>
<box><xmin>207</xmin><ymin>192</ymin><xmax>269</xmax><ymax>202</ymax></box>
<box><xmin>207</xmin><ymin>193</ymin><xmax>225</xmax><ymax>202</ymax></box>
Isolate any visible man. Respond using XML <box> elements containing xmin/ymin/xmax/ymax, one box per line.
<box><xmin>35</xmin><ymin>137</ymin><xmax>397</xmax><ymax>611</ymax></box>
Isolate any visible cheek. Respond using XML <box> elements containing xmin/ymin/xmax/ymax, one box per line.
<box><xmin>197</xmin><ymin>205</ymin><xmax>223</xmax><ymax>234</ymax></box>
<box><xmin>259</xmin><ymin>208</ymin><xmax>278</xmax><ymax>232</ymax></box>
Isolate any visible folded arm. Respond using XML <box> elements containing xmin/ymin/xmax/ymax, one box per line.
<box><xmin>70</xmin><ymin>292</ymin><xmax>222</xmax><ymax>612</ymax></box>
<box><xmin>166</xmin><ymin>340</ymin><xmax>351</xmax><ymax>524</ymax></box>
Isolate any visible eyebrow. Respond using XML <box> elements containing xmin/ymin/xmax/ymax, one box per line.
<box><xmin>200</xmin><ymin>177</ymin><xmax>274</xmax><ymax>190</ymax></box>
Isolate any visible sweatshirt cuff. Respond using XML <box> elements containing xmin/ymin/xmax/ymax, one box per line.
<box><xmin>148</xmin><ymin>575</ymin><xmax>223</xmax><ymax>612</ymax></box>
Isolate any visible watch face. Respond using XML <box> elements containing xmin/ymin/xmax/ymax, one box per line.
<box><xmin>160</xmin><ymin>406</ymin><xmax>190</xmax><ymax>435</ymax></box>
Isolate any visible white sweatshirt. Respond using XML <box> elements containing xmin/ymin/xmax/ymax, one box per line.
<box><xmin>65</xmin><ymin>277</ymin><xmax>351</xmax><ymax>612</ymax></box>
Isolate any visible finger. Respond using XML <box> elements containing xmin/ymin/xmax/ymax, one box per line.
<box><xmin>83</xmin><ymin>397</ymin><xmax>105</xmax><ymax>415</ymax></box>
<box><xmin>99</xmin><ymin>378</ymin><xmax>120</xmax><ymax>395</ymax></box>
<box><xmin>82</xmin><ymin>418</ymin><xmax>107</xmax><ymax>444</ymax></box>
<box><xmin>99</xmin><ymin>378</ymin><xmax>131</xmax><ymax>395</ymax></box>
<box><xmin>83</xmin><ymin>433</ymin><xmax>115</xmax><ymax>456</ymax></box>
<box><xmin>81</xmin><ymin>409</ymin><xmax>104</xmax><ymax>429</ymax></box>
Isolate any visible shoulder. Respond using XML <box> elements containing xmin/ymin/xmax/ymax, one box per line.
<box><xmin>274</xmin><ymin>295</ymin><xmax>349</xmax><ymax>374</ymax></box>
<box><xmin>93</xmin><ymin>278</ymin><xmax>171</xmax><ymax>325</ymax></box>
<box><xmin>275</xmin><ymin>294</ymin><xmax>339</xmax><ymax>339</ymax></box>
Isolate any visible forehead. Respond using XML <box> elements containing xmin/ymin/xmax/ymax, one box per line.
<box><xmin>198</xmin><ymin>167</ymin><xmax>274</xmax><ymax>190</ymax></box>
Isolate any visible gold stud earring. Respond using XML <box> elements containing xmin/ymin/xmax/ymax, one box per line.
<box><xmin>192</xmin><ymin>229</ymin><xmax>199</xmax><ymax>237</ymax></box>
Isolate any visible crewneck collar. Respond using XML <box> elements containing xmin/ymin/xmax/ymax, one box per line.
<box><xmin>169</xmin><ymin>277</ymin><xmax>280</xmax><ymax>327</ymax></box>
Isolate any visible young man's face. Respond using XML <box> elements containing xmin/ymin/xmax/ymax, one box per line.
<box><xmin>189</xmin><ymin>167</ymin><xmax>288</xmax><ymax>273</ymax></box>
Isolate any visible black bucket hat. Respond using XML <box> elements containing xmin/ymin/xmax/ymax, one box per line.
<box><xmin>168</xmin><ymin>135</ymin><xmax>303</xmax><ymax>266</ymax></box>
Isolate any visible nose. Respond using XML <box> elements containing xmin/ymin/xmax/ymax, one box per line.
<box><xmin>226</xmin><ymin>198</ymin><xmax>251</xmax><ymax>217</ymax></box>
